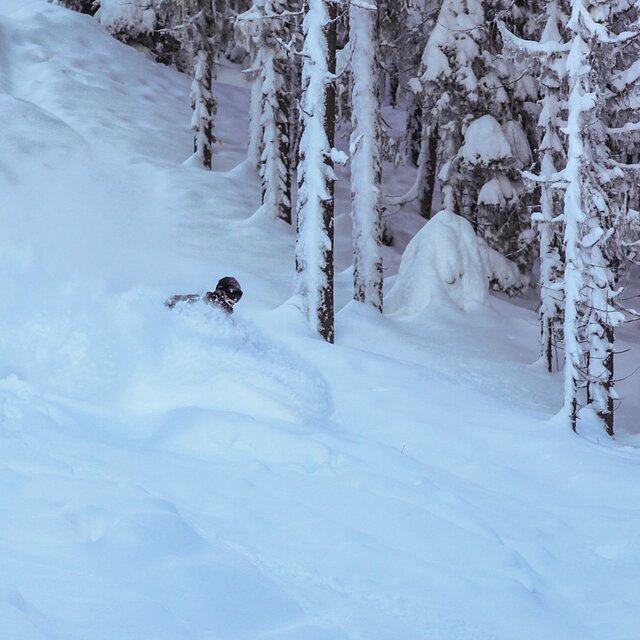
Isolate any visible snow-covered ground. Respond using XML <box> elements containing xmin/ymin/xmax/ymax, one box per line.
<box><xmin>1</xmin><ymin>3</ymin><xmax>640</xmax><ymax>639</ymax></box>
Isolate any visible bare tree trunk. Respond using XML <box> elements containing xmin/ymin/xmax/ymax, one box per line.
<box><xmin>419</xmin><ymin>123</ymin><xmax>438</xmax><ymax>219</ymax></box>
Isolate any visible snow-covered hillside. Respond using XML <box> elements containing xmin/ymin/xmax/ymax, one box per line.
<box><xmin>1</xmin><ymin>3</ymin><xmax>640</xmax><ymax>640</ymax></box>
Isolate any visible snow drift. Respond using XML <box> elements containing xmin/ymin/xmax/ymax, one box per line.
<box><xmin>386</xmin><ymin>210</ymin><xmax>490</xmax><ymax>314</ymax></box>
<box><xmin>387</xmin><ymin>210</ymin><xmax>528</xmax><ymax>315</ymax></box>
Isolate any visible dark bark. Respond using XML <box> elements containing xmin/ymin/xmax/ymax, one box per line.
<box><xmin>600</xmin><ymin>326</ymin><xmax>615</xmax><ymax>437</ymax></box>
<box><xmin>571</xmin><ymin>396</ymin><xmax>578</xmax><ymax>433</ymax></box>
<box><xmin>419</xmin><ymin>125</ymin><xmax>438</xmax><ymax>219</ymax></box>
<box><xmin>543</xmin><ymin>317</ymin><xmax>553</xmax><ymax>373</ymax></box>
<box><xmin>319</xmin><ymin>0</ymin><xmax>337</xmax><ymax>343</ymax></box>
<box><xmin>407</xmin><ymin>101</ymin><xmax>422</xmax><ymax>167</ymax></box>
<box><xmin>277</xmin><ymin>57</ymin><xmax>292</xmax><ymax>224</ymax></box>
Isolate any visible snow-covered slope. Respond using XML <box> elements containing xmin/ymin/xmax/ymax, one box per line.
<box><xmin>1</xmin><ymin>3</ymin><xmax>640</xmax><ymax>640</ymax></box>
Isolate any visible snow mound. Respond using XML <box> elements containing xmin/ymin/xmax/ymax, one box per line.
<box><xmin>386</xmin><ymin>210</ymin><xmax>489</xmax><ymax>314</ymax></box>
<box><xmin>460</xmin><ymin>115</ymin><xmax>512</xmax><ymax>165</ymax></box>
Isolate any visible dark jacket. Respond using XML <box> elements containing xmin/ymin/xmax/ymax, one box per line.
<box><xmin>165</xmin><ymin>276</ymin><xmax>243</xmax><ymax>314</ymax></box>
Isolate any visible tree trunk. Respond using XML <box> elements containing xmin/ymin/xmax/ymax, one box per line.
<box><xmin>350</xmin><ymin>0</ymin><xmax>383</xmax><ymax>311</ymax></box>
<box><xmin>419</xmin><ymin>124</ymin><xmax>438</xmax><ymax>219</ymax></box>
<box><xmin>320</xmin><ymin>0</ymin><xmax>336</xmax><ymax>341</ymax></box>
<box><xmin>190</xmin><ymin>1</ymin><xmax>217</xmax><ymax>169</ymax></box>
<box><xmin>260</xmin><ymin>47</ymin><xmax>292</xmax><ymax>223</ymax></box>
<box><xmin>602</xmin><ymin>325</ymin><xmax>615</xmax><ymax>437</ymax></box>
<box><xmin>276</xmin><ymin>55</ymin><xmax>292</xmax><ymax>224</ymax></box>
<box><xmin>294</xmin><ymin>0</ymin><xmax>337</xmax><ymax>343</ymax></box>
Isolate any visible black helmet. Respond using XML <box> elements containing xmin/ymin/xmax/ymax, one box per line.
<box><xmin>216</xmin><ymin>276</ymin><xmax>243</xmax><ymax>302</ymax></box>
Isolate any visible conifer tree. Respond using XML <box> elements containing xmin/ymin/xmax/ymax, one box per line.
<box><xmin>295</xmin><ymin>0</ymin><xmax>338</xmax><ymax>342</ymax></box>
<box><xmin>502</xmin><ymin>4</ymin><xmax>566</xmax><ymax>371</ymax></box>
<box><xmin>561</xmin><ymin>0</ymin><xmax>635</xmax><ymax>435</ymax></box>
<box><xmin>536</xmin><ymin>9</ymin><xmax>566</xmax><ymax>373</ymax></box>
<box><xmin>56</xmin><ymin>0</ymin><xmax>96</xmax><ymax>13</ymax></box>
<box><xmin>165</xmin><ymin>0</ymin><xmax>253</xmax><ymax>168</ymax></box>
<box><xmin>237</xmin><ymin>0</ymin><xmax>295</xmax><ymax>223</ymax></box>
<box><xmin>94</xmin><ymin>0</ymin><xmax>158</xmax><ymax>39</ymax></box>
<box><xmin>378</xmin><ymin>0</ymin><xmax>410</xmax><ymax>105</ymax></box>
<box><xmin>418</xmin><ymin>0</ymin><xmax>537</xmax><ymax>282</ymax></box>
<box><xmin>502</xmin><ymin>0</ymin><xmax>635</xmax><ymax>435</ymax></box>
<box><xmin>216</xmin><ymin>0</ymin><xmax>252</xmax><ymax>60</ymax></box>
<box><xmin>188</xmin><ymin>1</ymin><xmax>217</xmax><ymax>169</ymax></box>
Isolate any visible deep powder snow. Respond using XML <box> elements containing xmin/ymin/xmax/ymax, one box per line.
<box><xmin>1</xmin><ymin>3</ymin><xmax>640</xmax><ymax>640</ymax></box>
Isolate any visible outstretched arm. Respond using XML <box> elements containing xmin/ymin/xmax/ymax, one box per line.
<box><xmin>165</xmin><ymin>294</ymin><xmax>201</xmax><ymax>309</ymax></box>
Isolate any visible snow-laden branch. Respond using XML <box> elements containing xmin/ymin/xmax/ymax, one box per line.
<box><xmin>611</xmin><ymin>59</ymin><xmax>640</xmax><ymax>92</ymax></box>
<box><xmin>522</xmin><ymin>168</ymin><xmax>566</xmax><ymax>184</ymax></box>
<box><xmin>569</xmin><ymin>0</ymin><xmax>639</xmax><ymax>44</ymax></box>
<box><xmin>612</xmin><ymin>159</ymin><xmax>640</xmax><ymax>171</ymax></box>
<box><xmin>497</xmin><ymin>21</ymin><xmax>570</xmax><ymax>55</ymax></box>
<box><xmin>607</xmin><ymin>121</ymin><xmax>640</xmax><ymax>135</ymax></box>
<box><xmin>349</xmin><ymin>0</ymin><xmax>376</xmax><ymax>10</ymax></box>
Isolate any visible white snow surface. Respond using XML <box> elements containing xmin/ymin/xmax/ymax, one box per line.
<box><xmin>1</xmin><ymin>3</ymin><xmax>640</xmax><ymax>640</ymax></box>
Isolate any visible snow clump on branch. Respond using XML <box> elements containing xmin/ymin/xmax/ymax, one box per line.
<box><xmin>460</xmin><ymin>115</ymin><xmax>512</xmax><ymax>165</ymax></box>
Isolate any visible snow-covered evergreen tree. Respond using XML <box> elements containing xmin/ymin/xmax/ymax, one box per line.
<box><xmin>382</xmin><ymin>2</ymin><xmax>438</xmax><ymax>217</ymax></box>
<box><xmin>350</xmin><ymin>0</ymin><xmax>383</xmax><ymax>311</ymax></box>
<box><xmin>604</xmin><ymin>0</ymin><xmax>640</xmax><ymax>269</ymax></box>
<box><xmin>216</xmin><ymin>0</ymin><xmax>252</xmax><ymax>61</ymax></box>
<box><xmin>378</xmin><ymin>0</ymin><xmax>410</xmax><ymax>106</ymax></box>
<box><xmin>56</xmin><ymin>0</ymin><xmax>96</xmax><ymax>13</ymax></box>
<box><xmin>502</xmin><ymin>4</ymin><xmax>567</xmax><ymax>371</ymax></box>
<box><xmin>502</xmin><ymin>0</ymin><xmax>634</xmax><ymax>434</ymax></box>
<box><xmin>416</xmin><ymin>0</ymin><xmax>538</xmax><ymax>283</ymax></box>
<box><xmin>259</xmin><ymin>39</ymin><xmax>292</xmax><ymax>223</ymax></box>
<box><xmin>237</xmin><ymin>1</ymin><xmax>295</xmax><ymax>223</ymax></box>
<box><xmin>562</xmin><ymin>0</ymin><xmax>637</xmax><ymax>435</ymax></box>
<box><xmin>378</xmin><ymin>0</ymin><xmax>431</xmax><ymax>106</ymax></box>
<box><xmin>163</xmin><ymin>0</ymin><xmax>254</xmax><ymax>167</ymax></box>
<box><xmin>560</xmin><ymin>22</ymin><xmax>591</xmax><ymax>431</ymax></box>
<box><xmin>84</xmin><ymin>1</ymin><xmax>184</xmax><ymax>67</ymax></box>
<box><xmin>536</xmin><ymin>8</ymin><xmax>566</xmax><ymax>373</ymax></box>
<box><xmin>153</xmin><ymin>1</ymin><xmax>220</xmax><ymax>167</ymax></box>
<box><xmin>94</xmin><ymin>0</ymin><xmax>158</xmax><ymax>39</ymax></box>
<box><xmin>294</xmin><ymin>0</ymin><xmax>339</xmax><ymax>342</ymax></box>
<box><xmin>188</xmin><ymin>1</ymin><xmax>217</xmax><ymax>169</ymax></box>
<box><xmin>419</xmin><ymin>0</ymin><xmax>486</xmax><ymax>217</ymax></box>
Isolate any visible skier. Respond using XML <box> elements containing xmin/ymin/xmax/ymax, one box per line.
<box><xmin>166</xmin><ymin>276</ymin><xmax>243</xmax><ymax>314</ymax></box>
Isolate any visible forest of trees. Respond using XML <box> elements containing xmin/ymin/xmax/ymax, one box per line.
<box><xmin>57</xmin><ymin>0</ymin><xmax>640</xmax><ymax>436</ymax></box>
